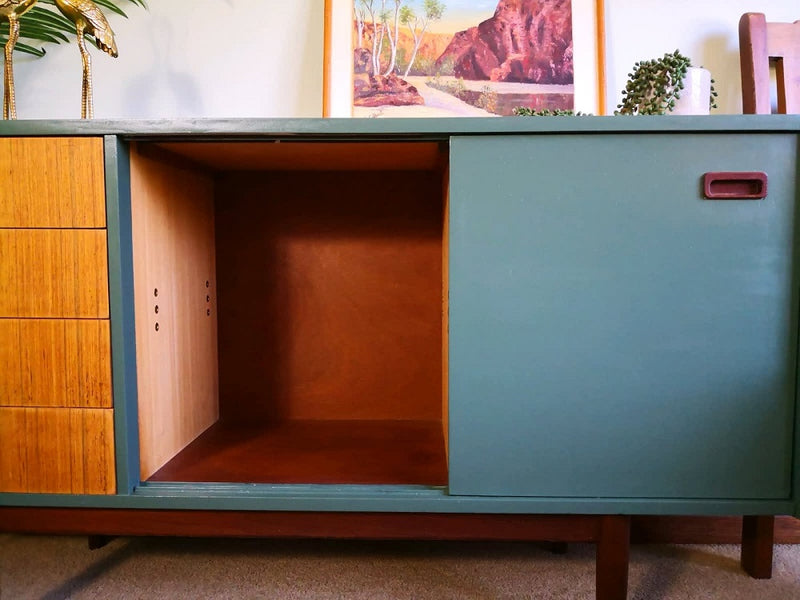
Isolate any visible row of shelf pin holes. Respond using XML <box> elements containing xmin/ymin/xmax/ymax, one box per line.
<box><xmin>153</xmin><ymin>280</ymin><xmax>212</xmax><ymax>332</ymax></box>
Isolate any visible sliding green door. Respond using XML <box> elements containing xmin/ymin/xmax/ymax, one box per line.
<box><xmin>448</xmin><ymin>133</ymin><xmax>798</xmax><ymax>500</ymax></box>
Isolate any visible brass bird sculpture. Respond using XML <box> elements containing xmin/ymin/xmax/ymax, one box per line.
<box><xmin>1</xmin><ymin>0</ymin><xmax>38</xmax><ymax>119</ymax></box>
<box><xmin>54</xmin><ymin>0</ymin><xmax>118</xmax><ymax>119</ymax></box>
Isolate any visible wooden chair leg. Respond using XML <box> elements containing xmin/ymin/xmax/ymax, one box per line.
<box><xmin>741</xmin><ymin>515</ymin><xmax>774</xmax><ymax>579</ymax></box>
<box><xmin>596</xmin><ymin>515</ymin><xmax>631</xmax><ymax>600</ymax></box>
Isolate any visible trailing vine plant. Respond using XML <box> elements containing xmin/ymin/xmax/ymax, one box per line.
<box><xmin>616</xmin><ymin>50</ymin><xmax>717</xmax><ymax>115</ymax></box>
<box><xmin>512</xmin><ymin>108</ymin><xmax>590</xmax><ymax>116</ymax></box>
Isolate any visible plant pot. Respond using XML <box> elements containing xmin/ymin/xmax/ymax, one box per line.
<box><xmin>670</xmin><ymin>67</ymin><xmax>712</xmax><ymax>115</ymax></box>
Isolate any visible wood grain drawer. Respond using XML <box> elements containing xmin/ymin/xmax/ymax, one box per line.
<box><xmin>0</xmin><ymin>319</ymin><xmax>112</xmax><ymax>408</ymax></box>
<box><xmin>0</xmin><ymin>407</ymin><xmax>115</xmax><ymax>494</ymax></box>
<box><xmin>0</xmin><ymin>137</ymin><xmax>106</xmax><ymax>228</ymax></box>
<box><xmin>0</xmin><ymin>229</ymin><xmax>109</xmax><ymax>318</ymax></box>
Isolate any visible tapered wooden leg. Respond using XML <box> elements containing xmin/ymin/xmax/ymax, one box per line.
<box><xmin>741</xmin><ymin>515</ymin><xmax>774</xmax><ymax>579</ymax></box>
<box><xmin>596</xmin><ymin>516</ymin><xmax>630</xmax><ymax>600</ymax></box>
<box><xmin>542</xmin><ymin>541</ymin><xmax>569</xmax><ymax>554</ymax></box>
<box><xmin>88</xmin><ymin>535</ymin><xmax>114</xmax><ymax>550</ymax></box>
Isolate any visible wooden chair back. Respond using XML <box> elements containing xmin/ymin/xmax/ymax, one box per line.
<box><xmin>739</xmin><ymin>12</ymin><xmax>800</xmax><ymax>114</ymax></box>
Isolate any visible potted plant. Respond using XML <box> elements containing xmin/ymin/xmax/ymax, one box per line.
<box><xmin>616</xmin><ymin>50</ymin><xmax>717</xmax><ymax>115</ymax></box>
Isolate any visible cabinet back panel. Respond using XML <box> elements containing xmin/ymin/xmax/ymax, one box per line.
<box><xmin>130</xmin><ymin>145</ymin><xmax>220</xmax><ymax>480</ymax></box>
<box><xmin>215</xmin><ymin>171</ymin><xmax>444</xmax><ymax>423</ymax></box>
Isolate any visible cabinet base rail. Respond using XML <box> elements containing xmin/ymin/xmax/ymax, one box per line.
<box><xmin>0</xmin><ymin>510</ymin><xmax>779</xmax><ymax>600</ymax></box>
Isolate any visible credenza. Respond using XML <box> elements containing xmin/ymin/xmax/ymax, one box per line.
<box><xmin>1</xmin><ymin>116</ymin><xmax>799</xmax><ymax>600</ymax></box>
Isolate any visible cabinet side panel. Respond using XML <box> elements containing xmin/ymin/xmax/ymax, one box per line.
<box><xmin>130</xmin><ymin>146</ymin><xmax>219</xmax><ymax>481</ymax></box>
<box><xmin>0</xmin><ymin>407</ymin><xmax>115</xmax><ymax>494</ymax></box>
<box><xmin>0</xmin><ymin>137</ymin><xmax>106</xmax><ymax>228</ymax></box>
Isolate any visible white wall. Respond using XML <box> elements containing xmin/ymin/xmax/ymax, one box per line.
<box><xmin>605</xmin><ymin>0</ymin><xmax>798</xmax><ymax>114</ymax></box>
<box><xmin>13</xmin><ymin>0</ymin><xmax>323</xmax><ymax>119</ymax></box>
<box><xmin>8</xmin><ymin>0</ymin><xmax>799</xmax><ymax>119</ymax></box>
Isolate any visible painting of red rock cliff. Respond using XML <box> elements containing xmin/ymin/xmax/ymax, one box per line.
<box><xmin>342</xmin><ymin>0</ymin><xmax>591</xmax><ymax>117</ymax></box>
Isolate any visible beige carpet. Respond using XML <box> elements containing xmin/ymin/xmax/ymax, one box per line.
<box><xmin>1</xmin><ymin>534</ymin><xmax>799</xmax><ymax>599</ymax></box>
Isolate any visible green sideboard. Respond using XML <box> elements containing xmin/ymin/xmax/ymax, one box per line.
<box><xmin>1</xmin><ymin>116</ymin><xmax>799</xmax><ymax>599</ymax></box>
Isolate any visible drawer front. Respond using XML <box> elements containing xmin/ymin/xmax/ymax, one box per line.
<box><xmin>449</xmin><ymin>133</ymin><xmax>797</xmax><ymax>500</ymax></box>
<box><xmin>0</xmin><ymin>137</ymin><xmax>106</xmax><ymax>228</ymax></box>
<box><xmin>0</xmin><ymin>407</ymin><xmax>115</xmax><ymax>494</ymax></box>
<box><xmin>0</xmin><ymin>229</ymin><xmax>109</xmax><ymax>318</ymax></box>
<box><xmin>0</xmin><ymin>319</ymin><xmax>112</xmax><ymax>408</ymax></box>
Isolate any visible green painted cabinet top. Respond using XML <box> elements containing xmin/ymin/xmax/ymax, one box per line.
<box><xmin>0</xmin><ymin>115</ymin><xmax>799</xmax><ymax>138</ymax></box>
<box><xmin>448</xmin><ymin>133</ymin><xmax>798</xmax><ymax>501</ymax></box>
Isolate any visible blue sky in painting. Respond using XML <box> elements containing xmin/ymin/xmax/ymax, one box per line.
<box><xmin>416</xmin><ymin>0</ymin><xmax>498</xmax><ymax>33</ymax></box>
<box><xmin>354</xmin><ymin>0</ymin><xmax>500</xmax><ymax>33</ymax></box>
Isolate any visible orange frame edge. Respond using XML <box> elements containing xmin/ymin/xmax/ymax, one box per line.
<box><xmin>322</xmin><ymin>0</ymin><xmax>608</xmax><ymax>117</ymax></box>
<box><xmin>322</xmin><ymin>0</ymin><xmax>333</xmax><ymax>117</ymax></box>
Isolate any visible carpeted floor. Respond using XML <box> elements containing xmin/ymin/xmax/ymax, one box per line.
<box><xmin>1</xmin><ymin>535</ymin><xmax>800</xmax><ymax>599</ymax></box>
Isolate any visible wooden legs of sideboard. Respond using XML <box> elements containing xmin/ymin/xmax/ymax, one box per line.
<box><xmin>592</xmin><ymin>513</ymin><xmax>775</xmax><ymax>600</ymax></box>
<box><xmin>596</xmin><ymin>515</ymin><xmax>631</xmax><ymax>600</ymax></box>
<box><xmin>741</xmin><ymin>515</ymin><xmax>774</xmax><ymax>579</ymax></box>
<box><xmin>87</xmin><ymin>535</ymin><xmax>115</xmax><ymax>550</ymax></box>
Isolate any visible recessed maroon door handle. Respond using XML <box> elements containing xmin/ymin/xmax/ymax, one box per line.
<box><xmin>703</xmin><ymin>172</ymin><xmax>768</xmax><ymax>199</ymax></box>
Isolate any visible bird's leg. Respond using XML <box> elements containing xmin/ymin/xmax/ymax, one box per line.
<box><xmin>2</xmin><ymin>37</ymin><xmax>11</xmax><ymax>120</ymax></box>
<box><xmin>3</xmin><ymin>17</ymin><xmax>20</xmax><ymax>120</ymax></box>
<box><xmin>76</xmin><ymin>25</ymin><xmax>93</xmax><ymax>119</ymax></box>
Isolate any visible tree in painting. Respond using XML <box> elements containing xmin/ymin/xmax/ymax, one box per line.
<box><xmin>401</xmin><ymin>0</ymin><xmax>445</xmax><ymax>77</ymax></box>
<box><xmin>354</xmin><ymin>0</ymin><xmax>444</xmax><ymax>77</ymax></box>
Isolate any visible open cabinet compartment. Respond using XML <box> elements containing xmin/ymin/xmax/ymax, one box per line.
<box><xmin>130</xmin><ymin>139</ymin><xmax>450</xmax><ymax>486</ymax></box>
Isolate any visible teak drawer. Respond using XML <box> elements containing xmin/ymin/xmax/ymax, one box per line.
<box><xmin>0</xmin><ymin>229</ymin><xmax>109</xmax><ymax>318</ymax></box>
<box><xmin>0</xmin><ymin>406</ymin><xmax>116</xmax><ymax>494</ymax></box>
<box><xmin>0</xmin><ymin>319</ymin><xmax>112</xmax><ymax>409</ymax></box>
<box><xmin>0</xmin><ymin>137</ymin><xmax>106</xmax><ymax>228</ymax></box>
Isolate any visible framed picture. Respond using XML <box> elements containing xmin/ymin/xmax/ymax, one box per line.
<box><xmin>323</xmin><ymin>0</ymin><xmax>606</xmax><ymax>117</ymax></box>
